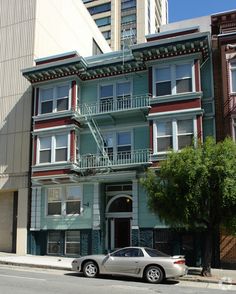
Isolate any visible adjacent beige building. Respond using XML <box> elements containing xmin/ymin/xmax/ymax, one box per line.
<box><xmin>0</xmin><ymin>0</ymin><xmax>110</xmax><ymax>254</ymax></box>
<box><xmin>83</xmin><ymin>0</ymin><xmax>168</xmax><ymax>50</ymax></box>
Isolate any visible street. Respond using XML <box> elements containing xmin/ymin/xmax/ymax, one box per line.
<box><xmin>0</xmin><ymin>265</ymin><xmax>235</xmax><ymax>294</ymax></box>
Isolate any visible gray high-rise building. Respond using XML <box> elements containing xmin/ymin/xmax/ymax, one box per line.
<box><xmin>83</xmin><ymin>0</ymin><xmax>168</xmax><ymax>50</ymax></box>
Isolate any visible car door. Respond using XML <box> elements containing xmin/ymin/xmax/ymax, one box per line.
<box><xmin>104</xmin><ymin>248</ymin><xmax>143</xmax><ymax>276</ymax></box>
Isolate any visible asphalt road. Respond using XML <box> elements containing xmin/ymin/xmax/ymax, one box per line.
<box><xmin>0</xmin><ymin>265</ymin><xmax>234</xmax><ymax>294</ymax></box>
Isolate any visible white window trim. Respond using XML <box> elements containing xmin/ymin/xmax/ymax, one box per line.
<box><xmin>46</xmin><ymin>185</ymin><xmax>83</xmax><ymax>217</ymax></box>
<box><xmin>38</xmin><ymin>82</ymin><xmax>71</xmax><ymax>115</ymax></box>
<box><xmin>102</xmin><ymin>130</ymin><xmax>133</xmax><ymax>156</ymax></box>
<box><xmin>152</xmin><ymin>61</ymin><xmax>195</xmax><ymax>97</ymax></box>
<box><xmin>153</xmin><ymin>116</ymin><xmax>197</xmax><ymax>155</ymax></box>
<box><xmin>98</xmin><ymin>80</ymin><xmax>133</xmax><ymax>104</ymax></box>
<box><xmin>230</xmin><ymin>61</ymin><xmax>236</xmax><ymax>94</ymax></box>
<box><xmin>37</xmin><ymin>133</ymin><xmax>70</xmax><ymax>165</ymax></box>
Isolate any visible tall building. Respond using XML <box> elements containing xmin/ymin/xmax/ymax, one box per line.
<box><xmin>83</xmin><ymin>0</ymin><xmax>168</xmax><ymax>50</ymax></box>
<box><xmin>0</xmin><ymin>0</ymin><xmax>110</xmax><ymax>255</ymax></box>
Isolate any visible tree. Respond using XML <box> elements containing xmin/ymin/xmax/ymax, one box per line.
<box><xmin>141</xmin><ymin>137</ymin><xmax>236</xmax><ymax>276</ymax></box>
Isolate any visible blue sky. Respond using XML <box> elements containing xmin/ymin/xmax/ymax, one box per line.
<box><xmin>169</xmin><ymin>0</ymin><xmax>236</xmax><ymax>22</ymax></box>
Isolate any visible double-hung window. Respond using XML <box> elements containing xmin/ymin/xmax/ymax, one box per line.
<box><xmin>65</xmin><ymin>231</ymin><xmax>80</xmax><ymax>255</ymax></box>
<box><xmin>39</xmin><ymin>84</ymin><xmax>70</xmax><ymax>114</ymax></box>
<box><xmin>99</xmin><ymin>81</ymin><xmax>132</xmax><ymax>112</ymax></box>
<box><xmin>117</xmin><ymin>132</ymin><xmax>131</xmax><ymax>160</ymax></box>
<box><xmin>230</xmin><ymin>62</ymin><xmax>236</xmax><ymax>93</ymax></box>
<box><xmin>100</xmin><ymin>84</ymin><xmax>113</xmax><ymax>112</ymax></box>
<box><xmin>154</xmin><ymin>62</ymin><xmax>193</xmax><ymax>97</ymax></box>
<box><xmin>66</xmin><ymin>186</ymin><xmax>81</xmax><ymax>215</ymax></box>
<box><xmin>48</xmin><ymin>188</ymin><xmax>62</xmax><ymax>215</ymax></box>
<box><xmin>117</xmin><ymin>81</ymin><xmax>131</xmax><ymax>109</ymax></box>
<box><xmin>38</xmin><ymin>134</ymin><xmax>69</xmax><ymax>164</ymax></box>
<box><xmin>47</xmin><ymin>186</ymin><xmax>82</xmax><ymax>216</ymax></box>
<box><xmin>154</xmin><ymin>118</ymin><xmax>195</xmax><ymax>153</ymax></box>
<box><xmin>103</xmin><ymin>131</ymin><xmax>132</xmax><ymax>162</ymax></box>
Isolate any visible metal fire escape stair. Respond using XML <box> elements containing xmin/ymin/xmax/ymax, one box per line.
<box><xmin>83</xmin><ymin>104</ymin><xmax>112</xmax><ymax>168</ymax></box>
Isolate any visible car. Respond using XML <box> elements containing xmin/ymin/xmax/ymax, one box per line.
<box><xmin>71</xmin><ymin>246</ymin><xmax>188</xmax><ymax>284</ymax></box>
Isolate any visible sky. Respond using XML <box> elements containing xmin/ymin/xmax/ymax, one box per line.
<box><xmin>168</xmin><ymin>0</ymin><xmax>236</xmax><ymax>23</ymax></box>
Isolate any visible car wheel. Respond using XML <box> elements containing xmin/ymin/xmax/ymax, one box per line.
<box><xmin>144</xmin><ymin>265</ymin><xmax>164</xmax><ymax>284</ymax></box>
<box><xmin>83</xmin><ymin>261</ymin><xmax>98</xmax><ymax>278</ymax></box>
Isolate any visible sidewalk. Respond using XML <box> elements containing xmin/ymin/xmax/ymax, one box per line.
<box><xmin>0</xmin><ymin>252</ymin><xmax>235</xmax><ymax>285</ymax></box>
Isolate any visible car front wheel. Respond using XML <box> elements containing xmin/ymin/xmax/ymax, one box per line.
<box><xmin>83</xmin><ymin>261</ymin><xmax>98</xmax><ymax>278</ymax></box>
<box><xmin>144</xmin><ymin>265</ymin><xmax>164</xmax><ymax>284</ymax></box>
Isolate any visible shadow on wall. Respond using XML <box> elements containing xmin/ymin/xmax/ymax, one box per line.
<box><xmin>0</xmin><ymin>85</ymin><xmax>32</xmax><ymax>190</ymax></box>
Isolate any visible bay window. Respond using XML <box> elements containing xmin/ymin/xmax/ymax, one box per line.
<box><xmin>154</xmin><ymin>62</ymin><xmax>193</xmax><ymax>97</ymax></box>
<box><xmin>39</xmin><ymin>83</ymin><xmax>70</xmax><ymax>114</ymax></box>
<box><xmin>154</xmin><ymin>118</ymin><xmax>195</xmax><ymax>153</ymax></box>
<box><xmin>38</xmin><ymin>134</ymin><xmax>69</xmax><ymax>164</ymax></box>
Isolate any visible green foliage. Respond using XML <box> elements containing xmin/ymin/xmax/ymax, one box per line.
<box><xmin>141</xmin><ymin>137</ymin><xmax>236</xmax><ymax>232</ymax></box>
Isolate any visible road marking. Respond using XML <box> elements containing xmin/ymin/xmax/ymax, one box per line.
<box><xmin>0</xmin><ymin>274</ymin><xmax>46</xmax><ymax>281</ymax></box>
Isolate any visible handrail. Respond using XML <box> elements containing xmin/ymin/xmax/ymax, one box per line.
<box><xmin>78</xmin><ymin>94</ymin><xmax>150</xmax><ymax>116</ymax></box>
<box><xmin>78</xmin><ymin>149</ymin><xmax>151</xmax><ymax>169</ymax></box>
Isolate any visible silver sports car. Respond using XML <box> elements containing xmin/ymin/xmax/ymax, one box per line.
<box><xmin>71</xmin><ymin>247</ymin><xmax>188</xmax><ymax>284</ymax></box>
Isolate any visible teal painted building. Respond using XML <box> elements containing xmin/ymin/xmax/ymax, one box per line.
<box><xmin>23</xmin><ymin>26</ymin><xmax>215</xmax><ymax>266</ymax></box>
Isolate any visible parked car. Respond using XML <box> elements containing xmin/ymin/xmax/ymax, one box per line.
<box><xmin>71</xmin><ymin>247</ymin><xmax>188</xmax><ymax>284</ymax></box>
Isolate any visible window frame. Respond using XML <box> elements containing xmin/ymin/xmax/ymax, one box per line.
<box><xmin>65</xmin><ymin>230</ymin><xmax>81</xmax><ymax>255</ymax></box>
<box><xmin>98</xmin><ymin>80</ymin><xmax>132</xmax><ymax>112</ymax></box>
<box><xmin>38</xmin><ymin>82</ymin><xmax>71</xmax><ymax>115</ymax></box>
<box><xmin>47</xmin><ymin>187</ymin><xmax>62</xmax><ymax>216</ymax></box>
<box><xmin>153</xmin><ymin>117</ymin><xmax>197</xmax><ymax>154</ymax></box>
<box><xmin>153</xmin><ymin>61</ymin><xmax>195</xmax><ymax>97</ymax></box>
<box><xmin>230</xmin><ymin>61</ymin><xmax>236</xmax><ymax>93</ymax></box>
<box><xmin>37</xmin><ymin>133</ymin><xmax>70</xmax><ymax>165</ymax></box>
<box><xmin>46</xmin><ymin>185</ymin><xmax>83</xmax><ymax>217</ymax></box>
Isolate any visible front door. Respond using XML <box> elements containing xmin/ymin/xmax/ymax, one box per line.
<box><xmin>114</xmin><ymin>218</ymin><xmax>130</xmax><ymax>248</ymax></box>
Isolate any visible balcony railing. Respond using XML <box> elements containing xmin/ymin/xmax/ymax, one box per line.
<box><xmin>78</xmin><ymin>149</ymin><xmax>151</xmax><ymax>169</ymax></box>
<box><xmin>78</xmin><ymin>94</ymin><xmax>150</xmax><ymax>116</ymax></box>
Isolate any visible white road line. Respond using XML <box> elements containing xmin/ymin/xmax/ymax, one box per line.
<box><xmin>0</xmin><ymin>274</ymin><xmax>46</xmax><ymax>281</ymax></box>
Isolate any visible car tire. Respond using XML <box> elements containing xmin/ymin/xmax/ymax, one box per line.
<box><xmin>144</xmin><ymin>265</ymin><xmax>164</xmax><ymax>284</ymax></box>
<box><xmin>83</xmin><ymin>261</ymin><xmax>98</xmax><ymax>278</ymax></box>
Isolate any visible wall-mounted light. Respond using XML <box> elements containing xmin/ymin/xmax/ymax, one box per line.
<box><xmin>83</xmin><ymin>202</ymin><xmax>90</xmax><ymax>207</ymax></box>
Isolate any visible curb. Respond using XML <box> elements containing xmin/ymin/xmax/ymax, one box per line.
<box><xmin>180</xmin><ymin>276</ymin><xmax>236</xmax><ymax>286</ymax></box>
<box><xmin>0</xmin><ymin>260</ymin><xmax>72</xmax><ymax>271</ymax></box>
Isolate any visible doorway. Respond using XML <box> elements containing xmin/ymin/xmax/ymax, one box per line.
<box><xmin>106</xmin><ymin>195</ymin><xmax>132</xmax><ymax>251</ymax></box>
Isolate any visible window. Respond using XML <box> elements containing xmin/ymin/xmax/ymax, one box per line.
<box><xmin>154</xmin><ymin>118</ymin><xmax>195</xmax><ymax>153</ymax></box>
<box><xmin>102</xmin><ymin>30</ymin><xmax>111</xmax><ymax>40</ymax></box>
<box><xmin>47</xmin><ymin>185</ymin><xmax>82</xmax><ymax>216</ymax></box>
<box><xmin>47</xmin><ymin>231</ymin><xmax>61</xmax><ymax>254</ymax></box>
<box><xmin>95</xmin><ymin>16</ymin><xmax>111</xmax><ymax>27</ymax></box>
<box><xmin>111</xmin><ymin>248</ymin><xmax>143</xmax><ymax>257</ymax></box>
<box><xmin>154</xmin><ymin>63</ymin><xmax>193</xmax><ymax>96</ymax></box>
<box><xmin>117</xmin><ymin>81</ymin><xmax>131</xmax><ymax>108</ymax></box>
<box><xmin>47</xmin><ymin>230</ymin><xmax>80</xmax><ymax>255</ymax></box>
<box><xmin>99</xmin><ymin>81</ymin><xmax>132</xmax><ymax>112</ymax></box>
<box><xmin>65</xmin><ymin>231</ymin><xmax>80</xmax><ymax>255</ymax></box>
<box><xmin>39</xmin><ymin>84</ymin><xmax>70</xmax><ymax>114</ymax></box>
<box><xmin>103</xmin><ymin>131</ymin><xmax>132</xmax><ymax>162</ymax></box>
<box><xmin>38</xmin><ymin>134</ymin><xmax>69</xmax><ymax>164</ymax></box>
<box><xmin>39</xmin><ymin>137</ymin><xmax>51</xmax><ymax>163</ymax></box>
<box><xmin>121</xmin><ymin>14</ymin><xmax>136</xmax><ymax>24</ymax></box>
<box><xmin>100</xmin><ymin>84</ymin><xmax>114</xmax><ymax>111</ymax></box>
<box><xmin>121</xmin><ymin>0</ymin><xmax>136</xmax><ymax>10</ymax></box>
<box><xmin>48</xmin><ymin>188</ymin><xmax>62</xmax><ymax>215</ymax></box>
<box><xmin>66</xmin><ymin>186</ymin><xmax>81</xmax><ymax>215</ymax></box>
<box><xmin>88</xmin><ymin>3</ymin><xmax>111</xmax><ymax>15</ymax></box>
<box><xmin>233</xmin><ymin>118</ymin><xmax>236</xmax><ymax>141</ymax></box>
<box><xmin>230</xmin><ymin>62</ymin><xmax>236</xmax><ymax>93</ymax></box>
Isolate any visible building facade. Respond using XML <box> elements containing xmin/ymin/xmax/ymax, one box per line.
<box><xmin>0</xmin><ymin>0</ymin><xmax>110</xmax><ymax>255</ymax></box>
<box><xmin>23</xmin><ymin>25</ymin><xmax>215</xmax><ymax>266</ymax></box>
<box><xmin>83</xmin><ymin>0</ymin><xmax>168</xmax><ymax>50</ymax></box>
<box><xmin>211</xmin><ymin>10</ymin><xmax>236</xmax><ymax>268</ymax></box>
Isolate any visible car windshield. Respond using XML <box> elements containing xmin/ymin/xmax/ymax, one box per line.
<box><xmin>144</xmin><ymin>248</ymin><xmax>169</xmax><ymax>257</ymax></box>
